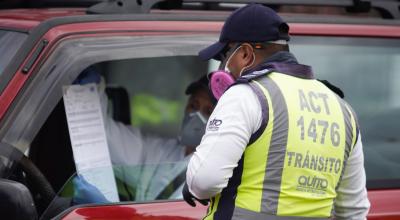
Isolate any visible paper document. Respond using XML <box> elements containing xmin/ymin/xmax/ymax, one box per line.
<box><xmin>63</xmin><ymin>83</ymin><xmax>119</xmax><ymax>202</ymax></box>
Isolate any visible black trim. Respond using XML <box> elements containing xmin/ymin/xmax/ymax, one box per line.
<box><xmin>345</xmin><ymin>103</ymin><xmax>360</xmax><ymax>143</ymax></box>
<box><xmin>213</xmin><ymin>155</ymin><xmax>244</xmax><ymax>220</ymax></box>
<box><xmin>22</xmin><ymin>39</ymin><xmax>48</xmax><ymax>74</ymax></box>
<box><xmin>87</xmin><ymin>0</ymin><xmax>165</xmax><ymax>14</ymax></box>
<box><xmin>0</xmin><ymin>27</ymin><xmax>30</xmax><ymax>34</ymax></box>
<box><xmin>248</xmin><ymin>82</ymin><xmax>269</xmax><ymax>146</ymax></box>
<box><xmin>367</xmin><ymin>179</ymin><xmax>400</xmax><ymax>190</ymax></box>
<box><xmin>155</xmin><ymin>169</ymin><xmax>186</xmax><ymax>200</ymax></box>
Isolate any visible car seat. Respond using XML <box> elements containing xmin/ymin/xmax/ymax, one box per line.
<box><xmin>0</xmin><ymin>178</ymin><xmax>37</xmax><ymax>220</ymax></box>
<box><xmin>105</xmin><ymin>86</ymin><xmax>131</xmax><ymax>125</ymax></box>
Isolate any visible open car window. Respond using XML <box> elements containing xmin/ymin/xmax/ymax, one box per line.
<box><xmin>18</xmin><ymin>35</ymin><xmax>215</xmax><ymax>219</ymax></box>
<box><xmin>42</xmin><ymin>161</ymin><xmax>188</xmax><ymax>218</ymax></box>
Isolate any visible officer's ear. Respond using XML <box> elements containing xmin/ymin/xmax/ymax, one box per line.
<box><xmin>240</xmin><ymin>43</ymin><xmax>255</xmax><ymax>67</ymax></box>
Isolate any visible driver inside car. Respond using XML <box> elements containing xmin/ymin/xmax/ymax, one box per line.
<box><xmin>70</xmin><ymin>66</ymin><xmax>216</xmax><ymax>204</ymax></box>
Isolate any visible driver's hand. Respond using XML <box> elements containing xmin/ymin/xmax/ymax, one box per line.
<box><xmin>72</xmin><ymin>175</ymin><xmax>109</xmax><ymax>205</ymax></box>
<box><xmin>182</xmin><ymin>183</ymin><xmax>209</xmax><ymax>207</ymax></box>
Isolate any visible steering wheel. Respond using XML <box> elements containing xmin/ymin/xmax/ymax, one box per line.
<box><xmin>0</xmin><ymin>142</ymin><xmax>56</xmax><ymax>213</ymax></box>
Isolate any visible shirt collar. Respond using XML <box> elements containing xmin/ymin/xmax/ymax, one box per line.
<box><xmin>243</xmin><ymin>51</ymin><xmax>314</xmax><ymax>79</ymax></box>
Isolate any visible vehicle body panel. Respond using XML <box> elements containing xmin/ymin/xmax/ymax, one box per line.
<box><xmin>60</xmin><ymin>201</ymin><xmax>208</xmax><ymax>220</ymax></box>
<box><xmin>368</xmin><ymin>190</ymin><xmax>400</xmax><ymax>220</ymax></box>
<box><xmin>58</xmin><ymin>190</ymin><xmax>400</xmax><ymax>219</ymax></box>
<box><xmin>0</xmin><ymin>8</ymin><xmax>86</xmax><ymax>30</ymax></box>
<box><xmin>0</xmin><ymin>7</ymin><xmax>398</xmax><ymax>220</ymax></box>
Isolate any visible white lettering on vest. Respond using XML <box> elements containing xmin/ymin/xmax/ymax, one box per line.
<box><xmin>298</xmin><ymin>90</ymin><xmax>330</xmax><ymax>115</ymax></box>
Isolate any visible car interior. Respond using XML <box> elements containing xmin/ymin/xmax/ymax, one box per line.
<box><xmin>24</xmin><ymin>55</ymin><xmax>210</xmax><ymax>218</ymax></box>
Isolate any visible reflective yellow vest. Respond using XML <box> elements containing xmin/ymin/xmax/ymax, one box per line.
<box><xmin>205</xmin><ymin>71</ymin><xmax>358</xmax><ymax>220</ymax></box>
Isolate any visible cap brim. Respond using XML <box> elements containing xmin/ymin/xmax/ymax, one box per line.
<box><xmin>198</xmin><ymin>41</ymin><xmax>227</xmax><ymax>61</ymax></box>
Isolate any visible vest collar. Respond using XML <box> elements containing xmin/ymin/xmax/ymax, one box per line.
<box><xmin>243</xmin><ymin>51</ymin><xmax>314</xmax><ymax>79</ymax></box>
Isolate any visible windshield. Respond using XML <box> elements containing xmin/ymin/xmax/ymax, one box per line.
<box><xmin>0</xmin><ymin>30</ymin><xmax>28</xmax><ymax>76</ymax></box>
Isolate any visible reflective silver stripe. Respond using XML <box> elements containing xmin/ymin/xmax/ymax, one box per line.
<box><xmin>345</xmin><ymin>104</ymin><xmax>359</xmax><ymax>142</ymax></box>
<box><xmin>255</xmin><ymin>77</ymin><xmax>289</xmax><ymax>214</ymax></box>
<box><xmin>331</xmin><ymin>98</ymin><xmax>354</xmax><ymax>215</ymax></box>
<box><xmin>247</xmin><ymin>82</ymin><xmax>269</xmax><ymax>145</ymax></box>
<box><xmin>335</xmin><ymin>98</ymin><xmax>354</xmax><ymax>189</ymax></box>
<box><xmin>232</xmin><ymin>207</ymin><xmax>331</xmax><ymax>220</ymax></box>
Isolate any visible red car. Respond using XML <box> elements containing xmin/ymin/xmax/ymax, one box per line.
<box><xmin>0</xmin><ymin>1</ymin><xmax>399</xmax><ymax>219</ymax></box>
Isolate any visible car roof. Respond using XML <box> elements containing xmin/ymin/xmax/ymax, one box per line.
<box><xmin>0</xmin><ymin>7</ymin><xmax>399</xmax><ymax>33</ymax></box>
<box><xmin>0</xmin><ymin>8</ymin><xmax>86</xmax><ymax>31</ymax></box>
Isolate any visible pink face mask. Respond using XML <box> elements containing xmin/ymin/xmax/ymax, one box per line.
<box><xmin>208</xmin><ymin>45</ymin><xmax>242</xmax><ymax>100</ymax></box>
<box><xmin>209</xmin><ymin>44</ymin><xmax>255</xmax><ymax>100</ymax></box>
<box><xmin>209</xmin><ymin>70</ymin><xmax>235</xmax><ymax>100</ymax></box>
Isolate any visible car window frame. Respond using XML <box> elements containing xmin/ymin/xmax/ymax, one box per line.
<box><xmin>0</xmin><ymin>34</ymin><xmax>217</xmax><ymax>153</ymax></box>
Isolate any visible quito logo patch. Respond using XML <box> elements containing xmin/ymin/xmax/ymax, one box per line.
<box><xmin>208</xmin><ymin>118</ymin><xmax>222</xmax><ymax>131</ymax></box>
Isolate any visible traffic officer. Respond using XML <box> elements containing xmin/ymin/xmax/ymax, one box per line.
<box><xmin>184</xmin><ymin>4</ymin><xmax>370</xmax><ymax>220</ymax></box>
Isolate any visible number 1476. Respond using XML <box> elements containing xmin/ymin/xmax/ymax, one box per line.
<box><xmin>296</xmin><ymin>116</ymin><xmax>340</xmax><ymax>147</ymax></box>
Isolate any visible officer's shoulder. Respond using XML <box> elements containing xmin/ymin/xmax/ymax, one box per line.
<box><xmin>226</xmin><ymin>83</ymin><xmax>254</xmax><ymax>95</ymax></box>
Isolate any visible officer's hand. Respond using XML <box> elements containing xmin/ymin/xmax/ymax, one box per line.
<box><xmin>318</xmin><ymin>79</ymin><xmax>344</xmax><ymax>98</ymax></box>
<box><xmin>182</xmin><ymin>183</ymin><xmax>209</xmax><ymax>207</ymax></box>
<box><xmin>72</xmin><ymin>175</ymin><xmax>109</xmax><ymax>205</ymax></box>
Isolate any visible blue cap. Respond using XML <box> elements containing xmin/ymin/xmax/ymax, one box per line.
<box><xmin>199</xmin><ymin>4</ymin><xmax>290</xmax><ymax>61</ymax></box>
<box><xmin>73</xmin><ymin>66</ymin><xmax>101</xmax><ymax>85</ymax></box>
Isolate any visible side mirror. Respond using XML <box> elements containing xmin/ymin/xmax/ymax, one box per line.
<box><xmin>0</xmin><ymin>178</ymin><xmax>38</xmax><ymax>220</ymax></box>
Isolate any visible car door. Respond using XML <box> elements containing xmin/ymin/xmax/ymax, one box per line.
<box><xmin>0</xmin><ymin>18</ymin><xmax>219</xmax><ymax>219</ymax></box>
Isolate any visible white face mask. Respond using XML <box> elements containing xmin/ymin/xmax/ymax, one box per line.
<box><xmin>179</xmin><ymin>111</ymin><xmax>208</xmax><ymax>148</ymax></box>
<box><xmin>223</xmin><ymin>44</ymin><xmax>255</xmax><ymax>78</ymax></box>
<box><xmin>224</xmin><ymin>45</ymin><xmax>242</xmax><ymax>73</ymax></box>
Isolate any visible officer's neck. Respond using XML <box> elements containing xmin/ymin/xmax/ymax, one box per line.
<box><xmin>261</xmin><ymin>51</ymin><xmax>298</xmax><ymax>65</ymax></box>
